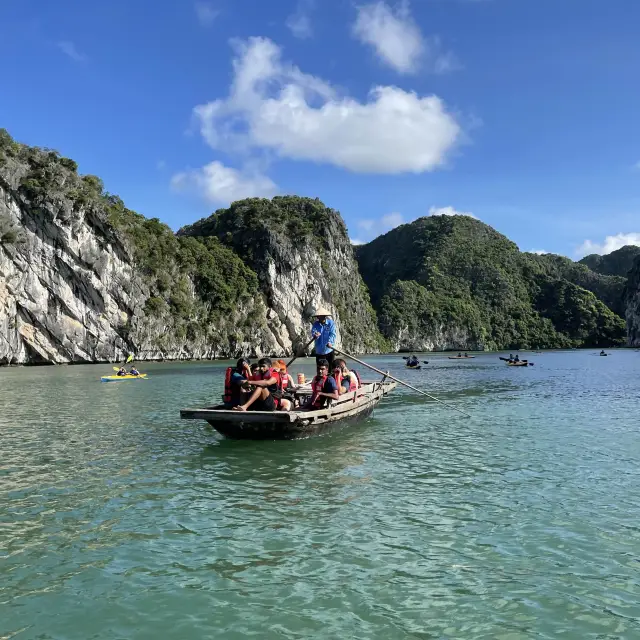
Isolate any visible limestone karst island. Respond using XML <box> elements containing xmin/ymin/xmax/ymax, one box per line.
<box><xmin>1</xmin><ymin>129</ymin><xmax>639</xmax><ymax>365</ymax></box>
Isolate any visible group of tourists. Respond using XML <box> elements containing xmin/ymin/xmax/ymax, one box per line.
<box><xmin>223</xmin><ymin>307</ymin><xmax>360</xmax><ymax>413</ymax></box>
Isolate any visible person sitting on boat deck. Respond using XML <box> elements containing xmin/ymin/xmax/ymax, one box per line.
<box><xmin>129</xmin><ymin>367</ymin><xmax>140</xmax><ymax>376</ymax></box>
<box><xmin>333</xmin><ymin>358</ymin><xmax>359</xmax><ymax>394</ymax></box>
<box><xmin>407</xmin><ymin>354</ymin><xmax>419</xmax><ymax>367</ymax></box>
<box><xmin>116</xmin><ymin>367</ymin><xmax>127</xmax><ymax>376</ymax></box>
<box><xmin>274</xmin><ymin>360</ymin><xmax>298</xmax><ymax>408</ymax></box>
<box><xmin>311</xmin><ymin>306</ymin><xmax>337</xmax><ymax>371</ymax></box>
<box><xmin>233</xmin><ymin>357</ymin><xmax>292</xmax><ymax>412</ymax></box>
<box><xmin>223</xmin><ymin>358</ymin><xmax>253</xmax><ymax>408</ymax></box>
<box><xmin>303</xmin><ymin>359</ymin><xmax>339</xmax><ymax>410</ymax></box>
<box><xmin>274</xmin><ymin>360</ymin><xmax>295</xmax><ymax>390</ymax></box>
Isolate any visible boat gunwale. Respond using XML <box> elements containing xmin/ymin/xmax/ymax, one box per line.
<box><xmin>180</xmin><ymin>380</ymin><xmax>397</xmax><ymax>424</ymax></box>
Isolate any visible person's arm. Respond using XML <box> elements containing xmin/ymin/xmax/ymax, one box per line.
<box><xmin>248</xmin><ymin>375</ymin><xmax>278</xmax><ymax>388</ymax></box>
<box><xmin>326</xmin><ymin>319</ymin><xmax>337</xmax><ymax>349</ymax></box>
<box><xmin>311</xmin><ymin>321</ymin><xmax>320</xmax><ymax>339</ymax></box>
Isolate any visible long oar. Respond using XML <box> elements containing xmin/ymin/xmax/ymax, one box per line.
<box><xmin>334</xmin><ymin>349</ymin><xmax>472</xmax><ymax>419</ymax></box>
<box><xmin>286</xmin><ymin>337</ymin><xmax>315</xmax><ymax>368</ymax></box>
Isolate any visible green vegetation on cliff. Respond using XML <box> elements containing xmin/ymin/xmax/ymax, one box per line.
<box><xmin>579</xmin><ymin>245</ymin><xmax>640</xmax><ymax>278</ymax></box>
<box><xmin>179</xmin><ymin>196</ymin><xmax>385</xmax><ymax>351</ymax></box>
<box><xmin>356</xmin><ymin>215</ymin><xmax>626</xmax><ymax>349</ymax></box>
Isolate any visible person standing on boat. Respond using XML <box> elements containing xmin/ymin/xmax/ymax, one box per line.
<box><xmin>311</xmin><ymin>306</ymin><xmax>337</xmax><ymax>370</ymax></box>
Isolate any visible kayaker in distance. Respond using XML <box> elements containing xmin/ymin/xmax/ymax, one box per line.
<box><xmin>116</xmin><ymin>367</ymin><xmax>127</xmax><ymax>376</ymax></box>
<box><xmin>457</xmin><ymin>352</ymin><xmax>462</xmax><ymax>358</ymax></box>
<box><xmin>311</xmin><ymin>306</ymin><xmax>336</xmax><ymax>370</ymax></box>
<box><xmin>600</xmin><ymin>350</ymin><xmax>606</xmax><ymax>356</ymax></box>
<box><xmin>407</xmin><ymin>354</ymin><xmax>419</xmax><ymax>367</ymax></box>
<box><xmin>513</xmin><ymin>355</ymin><xmax>520</xmax><ymax>362</ymax></box>
<box><xmin>129</xmin><ymin>367</ymin><xmax>140</xmax><ymax>376</ymax></box>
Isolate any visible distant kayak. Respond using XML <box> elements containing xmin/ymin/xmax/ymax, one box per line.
<box><xmin>507</xmin><ymin>362</ymin><xmax>530</xmax><ymax>367</ymax></box>
<box><xmin>405</xmin><ymin>365</ymin><xmax>421</xmax><ymax>370</ymax></box>
<box><xmin>448</xmin><ymin>356</ymin><xmax>475</xmax><ymax>360</ymax></box>
<box><xmin>101</xmin><ymin>374</ymin><xmax>147</xmax><ymax>382</ymax></box>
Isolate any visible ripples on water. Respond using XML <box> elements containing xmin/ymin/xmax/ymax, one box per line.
<box><xmin>1</xmin><ymin>352</ymin><xmax>640</xmax><ymax>639</ymax></box>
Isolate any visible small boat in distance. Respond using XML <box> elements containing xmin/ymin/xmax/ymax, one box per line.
<box><xmin>101</xmin><ymin>373</ymin><xmax>147</xmax><ymax>382</ymax></box>
<box><xmin>181</xmin><ymin>379</ymin><xmax>397</xmax><ymax>440</ymax></box>
<box><xmin>448</xmin><ymin>356</ymin><xmax>475</xmax><ymax>360</ymax></box>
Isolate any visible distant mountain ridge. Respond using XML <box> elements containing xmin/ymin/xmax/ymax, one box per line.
<box><xmin>579</xmin><ymin>245</ymin><xmax>640</xmax><ymax>278</ymax></box>
<box><xmin>355</xmin><ymin>215</ymin><xmax>627</xmax><ymax>351</ymax></box>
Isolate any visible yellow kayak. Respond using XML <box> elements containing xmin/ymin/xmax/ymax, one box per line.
<box><xmin>101</xmin><ymin>374</ymin><xmax>147</xmax><ymax>382</ymax></box>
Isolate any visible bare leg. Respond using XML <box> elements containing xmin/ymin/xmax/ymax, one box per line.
<box><xmin>233</xmin><ymin>386</ymin><xmax>265</xmax><ymax>411</ymax></box>
<box><xmin>279</xmin><ymin>399</ymin><xmax>292</xmax><ymax>412</ymax></box>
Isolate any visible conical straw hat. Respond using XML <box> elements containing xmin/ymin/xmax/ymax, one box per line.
<box><xmin>313</xmin><ymin>306</ymin><xmax>332</xmax><ymax>316</ymax></box>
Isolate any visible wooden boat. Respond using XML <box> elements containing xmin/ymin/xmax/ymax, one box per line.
<box><xmin>180</xmin><ymin>380</ymin><xmax>397</xmax><ymax>440</ymax></box>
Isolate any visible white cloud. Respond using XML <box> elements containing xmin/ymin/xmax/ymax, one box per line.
<box><xmin>286</xmin><ymin>0</ymin><xmax>313</xmax><ymax>39</ymax></box>
<box><xmin>357</xmin><ymin>219</ymin><xmax>375</xmax><ymax>231</ymax></box>
<box><xmin>428</xmin><ymin>205</ymin><xmax>476</xmax><ymax>218</ymax></box>
<box><xmin>195</xmin><ymin>2</ymin><xmax>218</xmax><ymax>26</ymax></box>
<box><xmin>58</xmin><ymin>41</ymin><xmax>87</xmax><ymax>63</ymax></box>
<box><xmin>353</xmin><ymin>1</ymin><xmax>423</xmax><ymax>74</ymax></box>
<box><xmin>381</xmin><ymin>212</ymin><xmax>403</xmax><ymax>229</ymax></box>
<box><xmin>192</xmin><ymin>37</ymin><xmax>461</xmax><ymax>174</ymax></box>
<box><xmin>576</xmin><ymin>232</ymin><xmax>640</xmax><ymax>257</ymax></box>
<box><xmin>352</xmin><ymin>1</ymin><xmax>458</xmax><ymax>75</ymax></box>
<box><xmin>171</xmin><ymin>161</ymin><xmax>277</xmax><ymax>205</ymax></box>
<box><xmin>351</xmin><ymin>238</ymin><xmax>365</xmax><ymax>245</ymax></box>
<box><xmin>530</xmin><ymin>249</ymin><xmax>548</xmax><ymax>255</ymax></box>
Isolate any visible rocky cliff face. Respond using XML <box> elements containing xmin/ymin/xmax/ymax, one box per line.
<box><xmin>178</xmin><ymin>196</ymin><xmax>384</xmax><ymax>355</ymax></box>
<box><xmin>626</xmin><ymin>257</ymin><xmax>640</xmax><ymax>347</ymax></box>
<box><xmin>0</xmin><ymin>168</ymin><xmax>141</xmax><ymax>364</ymax></box>
<box><xmin>0</xmin><ymin>130</ymin><xmax>383</xmax><ymax>364</ymax></box>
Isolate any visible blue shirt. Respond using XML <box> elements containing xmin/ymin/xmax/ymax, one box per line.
<box><xmin>311</xmin><ymin>318</ymin><xmax>337</xmax><ymax>355</ymax></box>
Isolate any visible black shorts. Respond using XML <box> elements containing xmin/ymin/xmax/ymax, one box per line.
<box><xmin>250</xmin><ymin>394</ymin><xmax>276</xmax><ymax>411</ymax></box>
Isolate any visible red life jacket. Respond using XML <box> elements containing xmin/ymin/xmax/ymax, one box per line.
<box><xmin>310</xmin><ymin>374</ymin><xmax>328</xmax><ymax>408</ymax></box>
<box><xmin>279</xmin><ymin>372</ymin><xmax>288</xmax><ymax>391</ymax></box>
<box><xmin>223</xmin><ymin>367</ymin><xmax>233</xmax><ymax>403</ymax></box>
<box><xmin>334</xmin><ymin>369</ymin><xmax>357</xmax><ymax>392</ymax></box>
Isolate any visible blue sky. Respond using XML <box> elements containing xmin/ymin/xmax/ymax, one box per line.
<box><xmin>1</xmin><ymin>0</ymin><xmax>639</xmax><ymax>257</ymax></box>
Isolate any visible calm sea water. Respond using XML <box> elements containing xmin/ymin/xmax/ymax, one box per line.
<box><xmin>2</xmin><ymin>350</ymin><xmax>640</xmax><ymax>639</ymax></box>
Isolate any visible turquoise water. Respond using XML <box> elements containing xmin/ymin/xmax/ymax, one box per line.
<box><xmin>2</xmin><ymin>350</ymin><xmax>640</xmax><ymax>639</ymax></box>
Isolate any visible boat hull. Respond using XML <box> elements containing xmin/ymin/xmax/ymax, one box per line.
<box><xmin>180</xmin><ymin>381</ymin><xmax>397</xmax><ymax>440</ymax></box>
<box><xmin>405</xmin><ymin>365</ymin><xmax>421</xmax><ymax>370</ymax></box>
